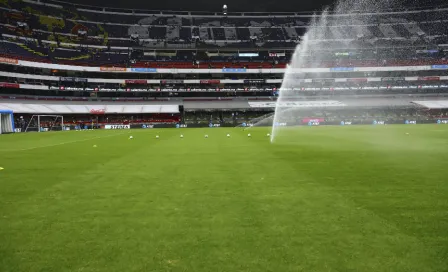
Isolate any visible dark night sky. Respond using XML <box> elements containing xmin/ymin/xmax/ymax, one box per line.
<box><xmin>66</xmin><ymin>0</ymin><xmax>447</xmax><ymax>13</ymax></box>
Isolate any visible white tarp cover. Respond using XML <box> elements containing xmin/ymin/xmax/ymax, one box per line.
<box><xmin>412</xmin><ymin>100</ymin><xmax>448</xmax><ymax>109</ymax></box>
<box><xmin>0</xmin><ymin>103</ymin><xmax>179</xmax><ymax>114</ymax></box>
<box><xmin>248</xmin><ymin>101</ymin><xmax>346</xmax><ymax>108</ymax></box>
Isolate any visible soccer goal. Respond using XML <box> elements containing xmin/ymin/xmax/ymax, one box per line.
<box><xmin>25</xmin><ymin>115</ymin><xmax>64</xmax><ymax>132</ymax></box>
<box><xmin>0</xmin><ymin>110</ymin><xmax>15</xmax><ymax>134</ymax></box>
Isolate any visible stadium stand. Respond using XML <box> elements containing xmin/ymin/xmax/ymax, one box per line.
<box><xmin>1</xmin><ymin>0</ymin><xmax>448</xmax><ymax>129</ymax></box>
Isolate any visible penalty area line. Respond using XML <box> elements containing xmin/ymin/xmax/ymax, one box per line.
<box><xmin>0</xmin><ymin>131</ymin><xmax>130</xmax><ymax>152</ymax></box>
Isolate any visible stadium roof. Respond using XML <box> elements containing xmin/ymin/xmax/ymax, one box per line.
<box><xmin>56</xmin><ymin>0</ymin><xmax>448</xmax><ymax>13</ymax></box>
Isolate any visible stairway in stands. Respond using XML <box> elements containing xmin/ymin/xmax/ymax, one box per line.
<box><xmin>17</xmin><ymin>43</ymin><xmax>47</xmax><ymax>57</ymax></box>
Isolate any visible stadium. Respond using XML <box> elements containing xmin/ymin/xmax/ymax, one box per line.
<box><xmin>0</xmin><ymin>0</ymin><xmax>447</xmax><ymax>270</ymax></box>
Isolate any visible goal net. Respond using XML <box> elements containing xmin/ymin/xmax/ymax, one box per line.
<box><xmin>25</xmin><ymin>115</ymin><xmax>64</xmax><ymax>132</ymax></box>
<box><xmin>0</xmin><ymin>110</ymin><xmax>15</xmax><ymax>134</ymax></box>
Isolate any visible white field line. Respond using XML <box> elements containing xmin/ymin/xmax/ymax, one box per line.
<box><xmin>0</xmin><ymin>131</ymin><xmax>130</xmax><ymax>152</ymax></box>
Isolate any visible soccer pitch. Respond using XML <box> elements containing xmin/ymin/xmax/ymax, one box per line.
<box><xmin>0</xmin><ymin>125</ymin><xmax>447</xmax><ymax>272</ymax></box>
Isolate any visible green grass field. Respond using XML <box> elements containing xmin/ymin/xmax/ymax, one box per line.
<box><xmin>0</xmin><ymin>125</ymin><xmax>447</xmax><ymax>272</ymax></box>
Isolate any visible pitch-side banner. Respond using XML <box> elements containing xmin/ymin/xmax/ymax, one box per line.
<box><xmin>4</xmin><ymin>59</ymin><xmax>448</xmax><ymax>74</ymax></box>
<box><xmin>346</xmin><ymin>78</ymin><xmax>368</xmax><ymax>82</ymax></box>
<box><xmin>417</xmin><ymin>76</ymin><xmax>440</xmax><ymax>81</ymax></box>
<box><xmin>125</xmin><ymin>79</ymin><xmax>148</xmax><ymax>84</ymax></box>
<box><xmin>0</xmin><ymin>57</ymin><xmax>19</xmax><ymax>64</ymax></box>
<box><xmin>5</xmin><ymin>70</ymin><xmax>448</xmax><ymax>84</ymax></box>
<box><xmin>311</xmin><ymin>78</ymin><xmax>335</xmax><ymax>83</ymax></box>
<box><xmin>0</xmin><ymin>82</ymin><xmax>20</xmax><ymax>88</ymax></box>
<box><xmin>244</xmin><ymin>79</ymin><xmax>266</xmax><ymax>84</ymax></box>
<box><xmin>100</xmin><ymin>67</ymin><xmax>127</xmax><ymax>72</ymax></box>
<box><xmin>59</xmin><ymin>77</ymin><xmax>88</xmax><ymax>82</ymax></box>
<box><xmin>41</xmin><ymin>85</ymin><xmax>448</xmax><ymax>92</ymax></box>
<box><xmin>200</xmin><ymin>80</ymin><xmax>220</xmax><ymax>84</ymax></box>
<box><xmin>104</xmin><ymin>124</ymin><xmax>130</xmax><ymax>129</ymax></box>
<box><xmin>130</xmin><ymin>68</ymin><xmax>157</xmax><ymax>73</ymax></box>
<box><xmin>302</xmin><ymin>118</ymin><xmax>325</xmax><ymax>124</ymax></box>
<box><xmin>269</xmin><ymin>52</ymin><xmax>286</xmax><ymax>57</ymax></box>
<box><xmin>330</xmin><ymin>67</ymin><xmax>354</xmax><ymax>72</ymax></box>
<box><xmin>161</xmin><ymin>80</ymin><xmax>184</xmax><ymax>84</ymax></box>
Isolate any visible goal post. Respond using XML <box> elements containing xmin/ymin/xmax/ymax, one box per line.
<box><xmin>25</xmin><ymin>115</ymin><xmax>64</xmax><ymax>133</ymax></box>
<box><xmin>0</xmin><ymin>110</ymin><xmax>15</xmax><ymax>134</ymax></box>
